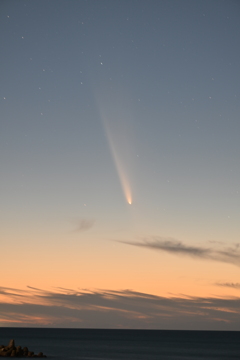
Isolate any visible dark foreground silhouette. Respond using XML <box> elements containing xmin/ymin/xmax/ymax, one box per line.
<box><xmin>0</xmin><ymin>340</ymin><xmax>46</xmax><ymax>358</ymax></box>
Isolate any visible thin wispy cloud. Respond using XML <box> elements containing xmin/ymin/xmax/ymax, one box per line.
<box><xmin>1</xmin><ymin>287</ymin><xmax>240</xmax><ymax>330</ymax></box>
<box><xmin>119</xmin><ymin>237</ymin><xmax>240</xmax><ymax>267</ymax></box>
<box><xmin>71</xmin><ymin>218</ymin><xmax>95</xmax><ymax>232</ymax></box>
<box><xmin>216</xmin><ymin>282</ymin><xmax>240</xmax><ymax>289</ymax></box>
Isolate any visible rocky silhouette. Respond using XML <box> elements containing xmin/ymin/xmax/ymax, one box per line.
<box><xmin>0</xmin><ymin>340</ymin><xmax>46</xmax><ymax>357</ymax></box>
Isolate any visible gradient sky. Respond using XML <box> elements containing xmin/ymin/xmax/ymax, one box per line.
<box><xmin>1</xmin><ymin>0</ymin><xmax>240</xmax><ymax>329</ymax></box>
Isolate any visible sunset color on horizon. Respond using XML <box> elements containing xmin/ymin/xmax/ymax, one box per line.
<box><xmin>1</xmin><ymin>0</ymin><xmax>240</xmax><ymax>330</ymax></box>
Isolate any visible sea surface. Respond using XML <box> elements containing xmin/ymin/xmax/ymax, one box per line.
<box><xmin>0</xmin><ymin>328</ymin><xmax>240</xmax><ymax>360</ymax></box>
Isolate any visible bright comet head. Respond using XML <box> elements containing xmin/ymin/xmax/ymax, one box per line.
<box><xmin>127</xmin><ymin>194</ymin><xmax>132</xmax><ymax>205</ymax></box>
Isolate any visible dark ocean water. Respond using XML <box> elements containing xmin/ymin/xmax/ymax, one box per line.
<box><xmin>0</xmin><ymin>328</ymin><xmax>240</xmax><ymax>360</ymax></box>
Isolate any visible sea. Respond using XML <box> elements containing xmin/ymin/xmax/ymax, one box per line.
<box><xmin>0</xmin><ymin>328</ymin><xmax>240</xmax><ymax>360</ymax></box>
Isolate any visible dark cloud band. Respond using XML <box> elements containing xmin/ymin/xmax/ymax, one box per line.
<box><xmin>1</xmin><ymin>286</ymin><xmax>240</xmax><ymax>330</ymax></box>
<box><xmin>119</xmin><ymin>238</ymin><xmax>240</xmax><ymax>267</ymax></box>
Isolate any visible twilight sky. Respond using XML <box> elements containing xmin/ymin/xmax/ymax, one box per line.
<box><xmin>1</xmin><ymin>0</ymin><xmax>240</xmax><ymax>329</ymax></box>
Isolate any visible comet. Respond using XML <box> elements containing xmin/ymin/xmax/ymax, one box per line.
<box><xmin>103</xmin><ymin>116</ymin><xmax>132</xmax><ymax>205</ymax></box>
<box><xmin>94</xmin><ymin>90</ymin><xmax>133</xmax><ymax>205</ymax></box>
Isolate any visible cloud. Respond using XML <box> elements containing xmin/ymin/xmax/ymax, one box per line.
<box><xmin>119</xmin><ymin>237</ymin><xmax>240</xmax><ymax>267</ymax></box>
<box><xmin>1</xmin><ymin>286</ymin><xmax>240</xmax><ymax>330</ymax></box>
<box><xmin>72</xmin><ymin>218</ymin><xmax>95</xmax><ymax>232</ymax></box>
<box><xmin>216</xmin><ymin>282</ymin><xmax>240</xmax><ymax>289</ymax></box>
